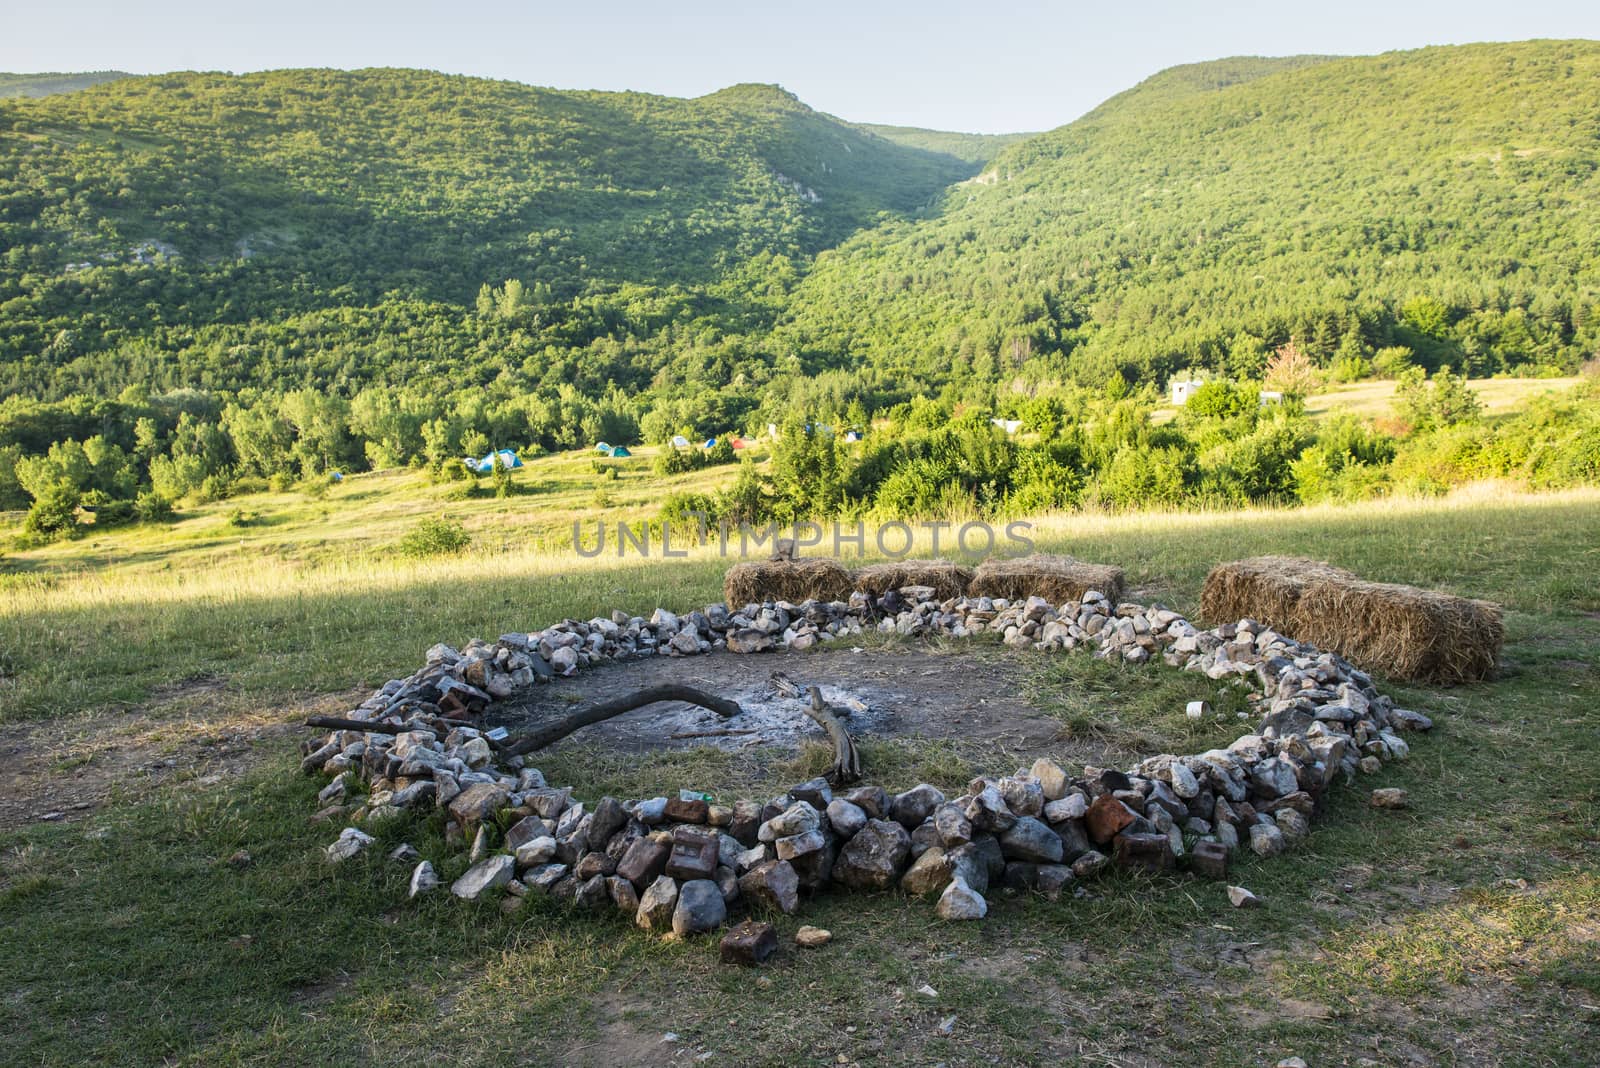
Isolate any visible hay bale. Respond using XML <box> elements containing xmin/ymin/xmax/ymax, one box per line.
<box><xmin>1200</xmin><ymin>556</ymin><xmax>1502</xmax><ymax>683</ymax></box>
<box><xmin>968</xmin><ymin>554</ymin><xmax>1125</xmax><ymax>605</ymax></box>
<box><xmin>1199</xmin><ymin>556</ymin><xmax>1355</xmax><ymax>631</ymax></box>
<box><xmin>723</xmin><ymin>558</ymin><xmax>854</xmax><ymax>608</ymax></box>
<box><xmin>1296</xmin><ymin>579</ymin><xmax>1502</xmax><ymax>684</ymax></box>
<box><xmin>853</xmin><ymin>559</ymin><xmax>974</xmax><ymax>600</ymax></box>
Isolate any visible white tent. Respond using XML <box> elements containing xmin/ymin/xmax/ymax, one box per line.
<box><xmin>670</xmin><ymin>434</ymin><xmax>691</xmax><ymax>448</ymax></box>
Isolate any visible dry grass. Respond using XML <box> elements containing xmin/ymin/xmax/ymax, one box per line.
<box><xmin>852</xmin><ymin>559</ymin><xmax>974</xmax><ymax>600</ymax></box>
<box><xmin>969</xmin><ymin>553</ymin><xmax>1125</xmax><ymax>604</ymax></box>
<box><xmin>1201</xmin><ymin>555</ymin><xmax>1503</xmax><ymax>682</ymax></box>
<box><xmin>722</xmin><ymin>558</ymin><xmax>854</xmax><ymax>607</ymax></box>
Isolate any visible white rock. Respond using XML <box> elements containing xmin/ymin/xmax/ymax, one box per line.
<box><xmin>409</xmin><ymin>860</ymin><xmax>441</xmax><ymax>897</ymax></box>
<box><xmin>935</xmin><ymin>876</ymin><xmax>988</xmax><ymax>920</ymax></box>
<box><xmin>325</xmin><ymin>827</ymin><xmax>374</xmax><ymax>863</ymax></box>
<box><xmin>451</xmin><ymin>854</ymin><xmax>515</xmax><ymax>900</ymax></box>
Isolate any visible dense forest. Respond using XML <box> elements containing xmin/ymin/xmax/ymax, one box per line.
<box><xmin>1</xmin><ymin>43</ymin><xmax>1598</xmax><ymax>538</ymax></box>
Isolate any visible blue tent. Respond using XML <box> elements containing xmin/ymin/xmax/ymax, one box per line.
<box><xmin>594</xmin><ymin>441</ymin><xmax>613</xmax><ymax>454</ymax></box>
<box><xmin>466</xmin><ymin>449</ymin><xmax>522</xmax><ymax>474</ymax></box>
<box><xmin>610</xmin><ymin>446</ymin><xmax>632</xmax><ymax>458</ymax></box>
<box><xmin>703</xmin><ymin>438</ymin><xmax>717</xmax><ymax>449</ymax></box>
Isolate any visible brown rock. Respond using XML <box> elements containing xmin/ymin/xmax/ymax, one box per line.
<box><xmin>448</xmin><ymin>782</ymin><xmax>509</xmax><ymax>827</ymax></box>
<box><xmin>795</xmin><ymin>925</ymin><xmax>832</xmax><ymax>947</ymax></box>
<box><xmin>719</xmin><ymin>920</ymin><xmax>779</xmax><ymax>965</ymax></box>
<box><xmin>1112</xmin><ymin>832</ymin><xmax>1176</xmax><ymax>872</ymax></box>
<box><xmin>1189</xmin><ymin>839</ymin><xmax>1229</xmax><ymax>880</ymax></box>
<box><xmin>1084</xmin><ymin>794</ymin><xmax>1136</xmax><ymax>844</ymax></box>
<box><xmin>665</xmin><ymin>797</ymin><xmax>710</xmax><ymax>823</ymax></box>
<box><xmin>616</xmin><ymin>837</ymin><xmax>670</xmax><ymax>889</ymax></box>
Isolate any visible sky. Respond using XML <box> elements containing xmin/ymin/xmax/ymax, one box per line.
<box><xmin>4</xmin><ymin>1</ymin><xmax>1600</xmax><ymax>132</ymax></box>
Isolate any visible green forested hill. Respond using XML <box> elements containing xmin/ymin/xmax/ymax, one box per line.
<box><xmin>852</xmin><ymin>123</ymin><xmax>1035</xmax><ymax>164</ymax></box>
<box><xmin>784</xmin><ymin>41</ymin><xmax>1600</xmax><ymax>386</ymax></box>
<box><xmin>0</xmin><ymin>69</ymin><xmax>972</xmax><ymax>398</ymax></box>
<box><xmin>0</xmin><ymin>71</ymin><xmax>131</xmax><ymax>98</ymax></box>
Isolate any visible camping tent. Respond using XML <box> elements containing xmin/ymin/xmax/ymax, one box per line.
<box><xmin>703</xmin><ymin>438</ymin><xmax>717</xmax><ymax>449</ymax></box>
<box><xmin>594</xmin><ymin>442</ymin><xmax>613</xmax><ymax>454</ymax></box>
<box><xmin>467</xmin><ymin>449</ymin><xmax>523</xmax><ymax>474</ymax></box>
<box><xmin>843</xmin><ymin>431</ymin><xmax>862</xmax><ymax>443</ymax></box>
<box><xmin>609</xmin><ymin>446</ymin><xmax>632</xmax><ymax>458</ymax></box>
<box><xmin>730</xmin><ymin>437</ymin><xmax>747</xmax><ymax>449</ymax></box>
<box><xmin>670</xmin><ymin>435</ymin><xmax>691</xmax><ymax>448</ymax></box>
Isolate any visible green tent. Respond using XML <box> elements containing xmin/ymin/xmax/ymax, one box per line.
<box><xmin>610</xmin><ymin>446</ymin><xmax>632</xmax><ymax>458</ymax></box>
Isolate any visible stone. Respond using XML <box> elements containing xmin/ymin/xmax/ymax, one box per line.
<box><xmin>1274</xmin><ymin>808</ymin><xmax>1310</xmax><ymax>842</ymax></box>
<box><xmin>1249</xmin><ymin>821</ymin><xmax>1287</xmax><ymax>858</ymax></box>
<box><xmin>825</xmin><ymin>799</ymin><xmax>868</xmax><ymax>839</ymax></box>
<box><xmin>616</xmin><ymin>838</ymin><xmax>670</xmax><ymax>888</ymax></box>
<box><xmin>775</xmin><ymin>828</ymin><xmax>826</xmax><ymax>861</ymax></box>
<box><xmin>719</xmin><ymin>920</ymin><xmax>778</xmax><ymax>965</ymax></box>
<box><xmin>935</xmin><ymin>876</ymin><xmax>988</xmax><ymax>920</ymax></box>
<box><xmin>999</xmin><ymin>776</ymin><xmax>1044</xmax><ymax>817</ymax></box>
<box><xmin>1189</xmin><ymin>839</ymin><xmax>1230</xmax><ymax>880</ymax></box>
<box><xmin>1001</xmin><ymin>862</ymin><xmax>1040</xmax><ymax>892</ymax></box>
<box><xmin>1043</xmin><ymin>792</ymin><xmax>1088</xmax><ymax>824</ymax></box>
<box><xmin>945</xmin><ymin>842</ymin><xmax>991</xmax><ymax>895</ymax></box>
<box><xmin>607</xmin><ymin>874</ymin><xmax>640</xmax><ymax>915</ymax></box>
<box><xmin>760</xmin><ymin>801</ymin><xmax>820</xmax><ymax>841</ymax></box>
<box><xmin>715</xmin><ymin>864</ymin><xmax>740</xmax><ymax>905</ymax></box>
<box><xmin>671</xmin><ymin>879</ymin><xmax>727</xmax><ymax>937</ymax></box>
<box><xmin>1112</xmin><ymin>832</ymin><xmax>1176</xmax><ymax>872</ymax></box>
<box><xmin>575</xmin><ymin>873</ymin><xmax>610</xmax><ymax>909</ymax></box>
<box><xmin>505</xmin><ymin>815</ymin><xmax>548</xmax><ymax>853</ymax></box>
<box><xmin>1030</xmin><ymin>758</ymin><xmax>1070</xmax><ymax>801</ymax></box>
<box><xmin>1227</xmin><ymin>884</ymin><xmax>1263</xmax><ymax>908</ymax></box>
<box><xmin>728</xmin><ymin>799</ymin><xmax>763</xmax><ymax>845</ymax></box>
<box><xmin>1249</xmin><ymin>757</ymin><xmax>1299</xmax><ymax>800</ymax></box>
<box><xmin>787</xmin><ymin>835</ymin><xmax>837</xmax><ymax>890</ymax></box>
<box><xmin>964</xmin><ymin>785</ymin><xmax>1016</xmax><ymax>833</ymax></box>
<box><xmin>795</xmin><ymin>925</ymin><xmax>832</xmax><ymax>947</ymax></box>
<box><xmin>999</xmin><ymin>817</ymin><xmax>1064</xmax><ymax>863</ymax></box>
<box><xmin>325</xmin><ymin>827</ymin><xmax>374</xmax><ymax>863</ymax></box>
<box><xmin>526</xmin><ymin>787</ymin><xmax>572</xmax><ymax>819</ymax></box>
<box><xmin>634</xmin><ymin>796</ymin><xmax>668</xmax><ymax>824</ymax></box>
<box><xmin>635</xmin><ymin>875</ymin><xmax>679</xmax><ymax>930</ymax></box>
<box><xmin>901</xmin><ymin>846</ymin><xmax>954</xmax><ymax>896</ymax></box>
<box><xmin>514</xmin><ymin>836</ymin><xmax>557</xmax><ymax>868</ymax></box>
<box><xmin>1370</xmin><ymin>787</ymin><xmax>1409</xmax><ymax>809</ymax></box>
<box><xmin>575</xmin><ymin>851</ymin><xmax>617</xmax><ymax>880</ymax></box>
<box><xmin>1071</xmin><ymin>850</ymin><xmax>1110</xmax><ymax>879</ymax></box>
<box><xmin>408</xmin><ymin>860</ymin><xmax>441</xmax><ymax>897</ymax></box>
<box><xmin>789</xmin><ymin>777</ymin><xmax>832</xmax><ymax>808</ymax></box>
<box><xmin>665</xmin><ymin>826</ymin><xmax>719</xmax><ymax>881</ymax></box>
<box><xmin>668</xmin><ymin>630</ymin><xmax>701</xmax><ymax>656</ymax></box>
<box><xmin>664</xmin><ymin>797</ymin><xmax>709</xmax><ymax>823</ymax></box>
<box><xmin>588</xmin><ymin>796</ymin><xmax>629</xmax><ymax>848</ymax></box>
<box><xmin>451</xmin><ymin>854</ymin><xmax>515</xmax><ymax>900</ymax></box>
<box><xmin>1084</xmin><ymin>795</ymin><xmax>1137</xmax><ymax>844</ymax></box>
<box><xmin>525</xmin><ymin>863</ymin><xmax>569</xmax><ymax>892</ymax></box>
<box><xmin>933</xmin><ymin>803</ymin><xmax>973</xmax><ymax>847</ymax></box>
<box><xmin>1053</xmin><ymin>818</ymin><xmax>1092</xmax><ymax>861</ymax></box>
<box><xmin>738</xmin><ymin>859</ymin><xmax>801</xmax><ymax>914</ymax></box>
<box><xmin>841</xmin><ymin>785</ymin><xmax>888</xmax><ymax>818</ymax></box>
<box><xmin>889</xmin><ymin>784</ymin><xmax>945</xmax><ymax>829</ymax></box>
<box><xmin>1036</xmin><ymin>864</ymin><xmax>1073</xmax><ymax>900</ymax></box>
<box><xmin>835</xmin><ymin>819</ymin><xmax>912</xmax><ymax>889</ymax></box>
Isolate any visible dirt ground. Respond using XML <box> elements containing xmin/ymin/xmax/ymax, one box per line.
<box><xmin>0</xmin><ymin>682</ymin><xmax>362</xmax><ymax>832</ymax></box>
<box><xmin>496</xmin><ymin>642</ymin><xmax>1148</xmax><ymax>769</ymax></box>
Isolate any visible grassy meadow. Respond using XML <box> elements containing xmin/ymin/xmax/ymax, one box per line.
<box><xmin>1</xmin><ymin>481</ymin><xmax>1597</xmax><ymax>1065</ymax></box>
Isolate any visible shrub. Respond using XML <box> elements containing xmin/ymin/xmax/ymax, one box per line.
<box><xmin>133</xmin><ymin>491</ymin><xmax>176</xmax><ymax>523</ymax></box>
<box><xmin>396</xmin><ymin>515</ymin><xmax>471</xmax><ymax>558</ymax></box>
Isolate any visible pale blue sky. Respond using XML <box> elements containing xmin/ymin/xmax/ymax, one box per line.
<box><xmin>4</xmin><ymin>1</ymin><xmax>1598</xmax><ymax>132</ymax></box>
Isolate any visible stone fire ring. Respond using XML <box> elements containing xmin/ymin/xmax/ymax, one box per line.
<box><xmin>303</xmin><ymin>585</ymin><xmax>1432</xmax><ymax>936</ymax></box>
